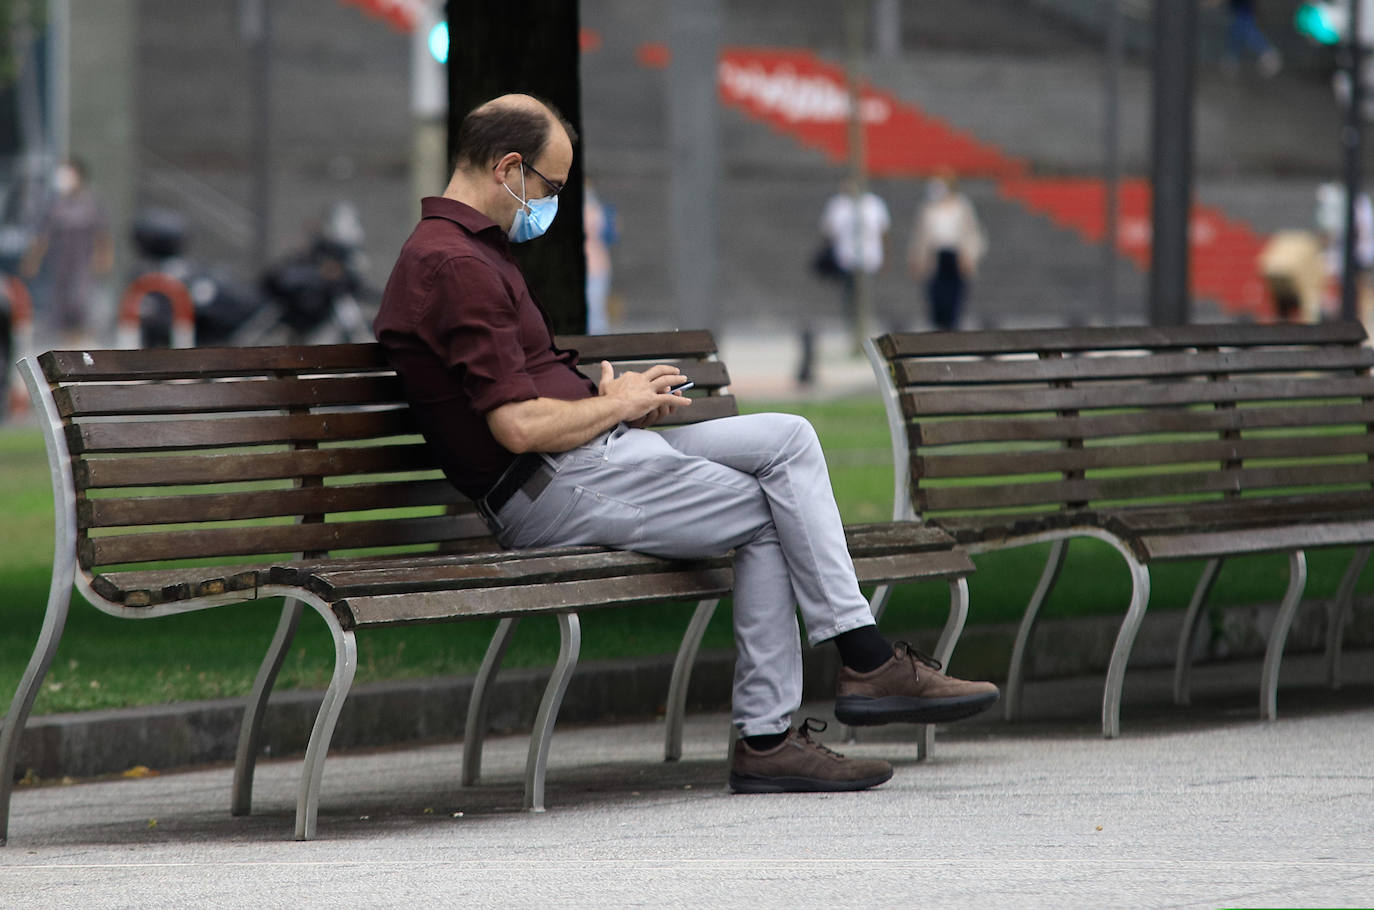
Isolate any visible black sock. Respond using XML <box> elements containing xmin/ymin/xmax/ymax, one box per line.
<box><xmin>832</xmin><ymin>625</ymin><xmax>893</xmax><ymax>673</ymax></box>
<box><xmin>743</xmin><ymin>732</ymin><xmax>788</xmax><ymax>751</ymax></box>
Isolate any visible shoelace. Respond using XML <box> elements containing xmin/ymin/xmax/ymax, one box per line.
<box><xmin>796</xmin><ymin>717</ymin><xmax>844</xmax><ymax>759</ymax></box>
<box><xmin>894</xmin><ymin>640</ymin><xmax>943</xmax><ymax>673</ymax></box>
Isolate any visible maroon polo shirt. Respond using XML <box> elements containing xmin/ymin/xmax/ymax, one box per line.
<box><xmin>373</xmin><ymin>196</ymin><xmax>597</xmax><ymax>499</ymax></box>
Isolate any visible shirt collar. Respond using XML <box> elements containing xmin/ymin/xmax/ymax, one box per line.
<box><xmin>420</xmin><ymin>196</ymin><xmax>506</xmax><ymax>241</ymax></box>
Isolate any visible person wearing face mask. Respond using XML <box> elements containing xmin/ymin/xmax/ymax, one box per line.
<box><xmin>907</xmin><ymin>168</ymin><xmax>986</xmax><ymax>332</ymax></box>
<box><xmin>20</xmin><ymin>158</ymin><xmax>114</xmax><ymax>347</ymax></box>
<box><xmin>374</xmin><ymin>94</ymin><xmax>999</xmax><ymax>796</ymax></box>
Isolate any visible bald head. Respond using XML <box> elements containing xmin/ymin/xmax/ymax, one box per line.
<box><xmin>453</xmin><ymin>93</ymin><xmax>578</xmax><ymax>174</ymax></box>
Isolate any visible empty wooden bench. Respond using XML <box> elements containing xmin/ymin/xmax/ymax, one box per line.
<box><xmin>1</xmin><ymin>332</ymin><xmax>973</xmax><ymax>842</ymax></box>
<box><xmin>866</xmin><ymin>321</ymin><xmax>1374</xmax><ymax>737</ymax></box>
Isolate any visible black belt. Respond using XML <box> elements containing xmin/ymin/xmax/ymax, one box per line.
<box><xmin>478</xmin><ymin>452</ymin><xmax>551</xmax><ymax>520</ymax></box>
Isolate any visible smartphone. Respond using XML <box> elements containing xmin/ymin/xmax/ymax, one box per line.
<box><xmin>668</xmin><ymin>380</ymin><xmax>695</xmax><ymax>394</ymax></box>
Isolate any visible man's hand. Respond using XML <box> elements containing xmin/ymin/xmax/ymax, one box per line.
<box><xmin>598</xmin><ymin>361</ymin><xmax>692</xmax><ymax>427</ymax></box>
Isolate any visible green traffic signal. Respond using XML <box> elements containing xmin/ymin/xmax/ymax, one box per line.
<box><xmin>1296</xmin><ymin>2</ymin><xmax>1344</xmax><ymax>45</ymax></box>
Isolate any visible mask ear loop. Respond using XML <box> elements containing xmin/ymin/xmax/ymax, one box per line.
<box><xmin>497</xmin><ymin>159</ymin><xmax>532</xmax><ymax>213</ymax></box>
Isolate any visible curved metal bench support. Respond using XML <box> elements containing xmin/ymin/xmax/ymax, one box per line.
<box><xmin>232</xmin><ymin>597</ymin><xmax>305</xmax><ymax>816</ymax></box>
<box><xmin>1325</xmin><ymin>545</ymin><xmax>1369</xmax><ymax>690</ymax></box>
<box><xmin>0</xmin><ymin>359</ymin><xmax>82</xmax><ymax>845</ymax></box>
<box><xmin>288</xmin><ymin>594</ymin><xmax>358</xmax><ymax>840</ymax></box>
<box><xmin>916</xmin><ymin>576</ymin><xmax>971</xmax><ymax>758</ymax></box>
<box><xmin>1260</xmin><ymin>550</ymin><xmax>1307</xmax><ymax>722</ymax></box>
<box><xmin>663</xmin><ymin>599</ymin><xmax>720</xmax><ymax>762</ymax></box>
<box><xmin>1172</xmin><ymin>557</ymin><xmax>1224</xmax><ymax>707</ymax></box>
<box><xmin>462</xmin><ymin>616</ymin><xmax>519</xmax><ymax>787</ymax></box>
<box><xmin>525</xmin><ymin>612</ymin><xmax>582</xmax><ymax>812</ymax></box>
<box><xmin>1004</xmin><ymin>539</ymin><xmax>1068</xmax><ymax>722</ymax></box>
<box><xmin>1103</xmin><ymin>551</ymin><xmax>1151</xmax><ymax>739</ymax></box>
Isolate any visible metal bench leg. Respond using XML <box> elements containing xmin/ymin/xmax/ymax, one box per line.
<box><xmin>1005</xmin><ymin>539</ymin><xmax>1068</xmax><ymax>722</ymax></box>
<box><xmin>1102</xmin><ymin>553</ymin><xmax>1151</xmax><ymax>739</ymax></box>
<box><xmin>1325</xmin><ymin>545</ymin><xmax>1369</xmax><ymax>690</ymax></box>
<box><xmin>462</xmin><ymin>616</ymin><xmax>519</xmax><ymax>787</ymax></box>
<box><xmin>1260</xmin><ymin>550</ymin><xmax>1308</xmax><ymax>722</ymax></box>
<box><xmin>0</xmin><ymin>561</ymin><xmax>75</xmax><ymax>846</ymax></box>
<box><xmin>1172</xmin><ymin>557</ymin><xmax>1223</xmax><ymax>707</ymax></box>
<box><xmin>525</xmin><ymin>612</ymin><xmax>582</xmax><ymax>813</ymax></box>
<box><xmin>664</xmin><ymin>599</ymin><xmax>720</xmax><ymax>762</ymax></box>
<box><xmin>232</xmin><ymin>597</ymin><xmax>304</xmax><ymax>816</ymax></box>
<box><xmin>294</xmin><ymin>611</ymin><xmax>357</xmax><ymax>840</ymax></box>
<box><xmin>916</xmin><ymin>576</ymin><xmax>971</xmax><ymax>760</ymax></box>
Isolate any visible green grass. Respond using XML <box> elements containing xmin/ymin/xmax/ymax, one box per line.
<box><xmin>3</xmin><ymin>395</ymin><xmax>1373</xmax><ymax>716</ymax></box>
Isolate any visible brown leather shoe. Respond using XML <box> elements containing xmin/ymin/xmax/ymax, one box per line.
<box><xmin>834</xmin><ymin>641</ymin><xmax>999</xmax><ymax>726</ymax></box>
<box><xmin>729</xmin><ymin>719</ymin><xmax>894</xmax><ymax>794</ymax></box>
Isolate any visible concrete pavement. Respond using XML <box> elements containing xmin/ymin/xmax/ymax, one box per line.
<box><xmin>3</xmin><ymin>649</ymin><xmax>1373</xmax><ymax>909</ymax></box>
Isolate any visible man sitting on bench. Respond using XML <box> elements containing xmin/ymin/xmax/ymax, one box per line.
<box><xmin>372</xmin><ymin>93</ymin><xmax>999</xmax><ymax>794</ymax></box>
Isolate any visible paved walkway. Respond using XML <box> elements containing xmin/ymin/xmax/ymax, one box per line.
<box><xmin>4</xmin><ymin>651</ymin><xmax>1372</xmax><ymax>909</ymax></box>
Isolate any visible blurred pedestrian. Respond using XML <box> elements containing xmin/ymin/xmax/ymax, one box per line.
<box><xmin>907</xmin><ymin>168</ymin><xmax>985</xmax><ymax>332</ymax></box>
<box><xmin>1215</xmin><ymin>0</ymin><xmax>1282</xmax><ymax>78</ymax></box>
<box><xmin>818</xmin><ymin>180</ymin><xmax>889</xmax><ymax>350</ymax></box>
<box><xmin>20</xmin><ymin>158</ymin><xmax>113</xmax><ymax>346</ymax></box>
<box><xmin>584</xmin><ymin>180</ymin><xmax>616</xmax><ymax>334</ymax></box>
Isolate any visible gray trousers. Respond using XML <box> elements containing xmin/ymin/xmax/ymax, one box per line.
<box><xmin>488</xmin><ymin>412</ymin><xmax>876</xmax><ymax>736</ymax></box>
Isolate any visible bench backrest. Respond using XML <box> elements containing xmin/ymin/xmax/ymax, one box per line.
<box><xmin>35</xmin><ymin>332</ymin><xmax>735</xmax><ymax>580</ymax></box>
<box><xmin>870</xmin><ymin>322</ymin><xmax>1374</xmax><ymax>524</ymax></box>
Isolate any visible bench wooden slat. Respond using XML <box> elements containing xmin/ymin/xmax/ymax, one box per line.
<box><xmin>79</xmin><ymin>478</ymin><xmax>468</xmax><ymax>529</ymax></box>
<box><xmin>877</xmin><ymin>321</ymin><xmax>1368</xmax><ymax>359</ymax></box>
<box><xmin>54</xmin><ymin>375</ymin><xmax>406</xmax><ymax>418</ymax></box>
<box><xmin>1138</xmin><ymin>518</ymin><xmax>1374</xmax><ymax>561</ymax></box>
<box><xmin>67</xmin><ymin>409</ymin><xmax>416</xmax><ymax>453</ymax></box>
<box><xmin>1102</xmin><ymin>491</ymin><xmax>1374</xmax><ymax>534</ymax></box>
<box><xmin>852</xmin><ymin>550</ymin><xmax>973</xmax><ymax>584</ymax></box>
<box><xmin>78</xmin><ymin>513</ymin><xmax>482</xmax><ymax>568</ymax></box>
<box><xmin>76</xmin><ymin>443</ymin><xmax>439</xmax><ymax>489</ymax></box>
<box><xmin>911</xmin><ymin>401</ymin><xmax>1374</xmax><ymax>446</ymax></box>
<box><xmin>334</xmin><ymin>566</ymin><xmax>737</xmax><ymax>629</ymax></box>
<box><xmin>307</xmin><ymin>550</ymin><xmax>727</xmax><ymax>600</ymax></box>
<box><xmin>919</xmin><ymin>460</ymin><xmax>1374</xmax><ymax>512</ymax></box>
<box><xmin>655</xmin><ymin>394</ymin><xmax>739</xmax><ymax>425</ymax></box>
<box><xmin>572</xmin><ymin>359</ymin><xmax>731</xmax><ymax>390</ymax></box>
<box><xmin>903</xmin><ymin>375</ymin><xmax>1374</xmax><ymax>418</ymax></box>
<box><xmin>555</xmin><ymin>330</ymin><xmax>721</xmax><ymax>361</ymax></box>
<box><xmin>917</xmin><ymin>431</ymin><xmax>1374</xmax><ymax>479</ymax></box>
<box><xmin>893</xmin><ymin>346</ymin><xmax>1374</xmax><ymax>387</ymax></box>
<box><xmin>91</xmin><ymin>566</ymin><xmax>265</xmax><ymax>607</ymax></box>
<box><xmin>40</xmin><ymin>344</ymin><xmax>389</xmax><ymax>381</ymax></box>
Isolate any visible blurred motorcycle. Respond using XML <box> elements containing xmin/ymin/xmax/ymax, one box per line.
<box><xmin>131</xmin><ymin>201</ymin><xmax>374</xmax><ymax>348</ymax></box>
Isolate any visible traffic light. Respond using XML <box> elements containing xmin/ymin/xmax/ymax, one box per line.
<box><xmin>1296</xmin><ymin>0</ymin><xmax>1374</xmax><ymax>45</ymax></box>
<box><xmin>1296</xmin><ymin>2</ymin><xmax>1346</xmax><ymax>44</ymax></box>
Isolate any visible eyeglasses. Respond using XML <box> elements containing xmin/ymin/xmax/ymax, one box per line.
<box><xmin>521</xmin><ymin>160</ymin><xmax>565</xmax><ymax>197</ymax></box>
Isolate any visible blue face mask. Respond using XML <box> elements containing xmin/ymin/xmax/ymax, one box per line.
<box><xmin>504</xmin><ymin>164</ymin><xmax>559</xmax><ymax>243</ymax></box>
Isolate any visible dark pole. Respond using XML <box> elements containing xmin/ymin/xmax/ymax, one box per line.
<box><xmin>1148</xmin><ymin>0</ymin><xmax>1198</xmax><ymax>326</ymax></box>
<box><xmin>668</xmin><ymin>0</ymin><xmax>721</xmax><ymax>336</ymax></box>
<box><xmin>1341</xmin><ymin>0</ymin><xmax>1365</xmax><ymax>322</ymax></box>
<box><xmin>242</xmin><ymin>0</ymin><xmax>272</xmax><ymax>273</ymax></box>
<box><xmin>1102</xmin><ymin>0</ymin><xmax>1123</xmax><ymax>324</ymax></box>
<box><xmin>446</xmin><ymin>0</ymin><xmax>586</xmax><ymax>334</ymax></box>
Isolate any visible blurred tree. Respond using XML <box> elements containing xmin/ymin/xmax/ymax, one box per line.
<box><xmin>0</xmin><ymin>0</ymin><xmax>44</xmax><ymax>86</ymax></box>
<box><xmin>445</xmin><ymin>0</ymin><xmax>586</xmax><ymax>335</ymax></box>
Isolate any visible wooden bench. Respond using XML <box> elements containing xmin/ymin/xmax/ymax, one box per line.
<box><xmin>866</xmin><ymin>321</ymin><xmax>1374</xmax><ymax>738</ymax></box>
<box><xmin>0</xmin><ymin>332</ymin><xmax>974</xmax><ymax>842</ymax></box>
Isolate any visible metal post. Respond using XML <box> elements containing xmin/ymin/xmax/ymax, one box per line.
<box><xmin>1341</xmin><ymin>0</ymin><xmax>1365</xmax><ymax>322</ymax></box>
<box><xmin>241</xmin><ymin>0</ymin><xmax>272</xmax><ymax>272</ymax></box>
<box><xmin>1148</xmin><ymin>0</ymin><xmax>1198</xmax><ymax>326</ymax></box>
<box><xmin>1102</xmin><ymin>0</ymin><xmax>1123</xmax><ymax>324</ymax></box>
<box><xmin>668</xmin><ymin>0</ymin><xmax>721</xmax><ymax>336</ymax></box>
<box><xmin>846</xmin><ymin>0</ymin><xmax>871</xmax><ymax>351</ymax></box>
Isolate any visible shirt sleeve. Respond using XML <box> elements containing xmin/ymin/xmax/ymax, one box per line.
<box><xmin>422</xmin><ymin>255</ymin><xmax>540</xmax><ymax>414</ymax></box>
